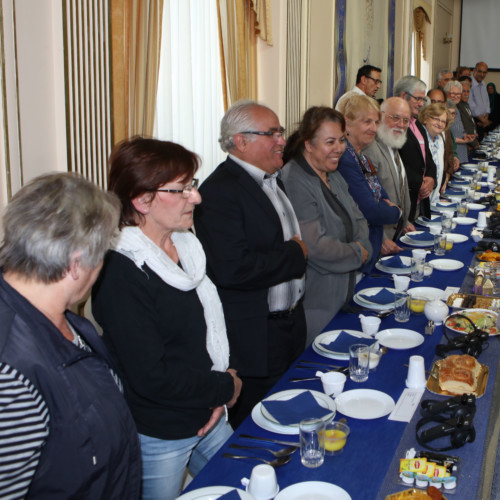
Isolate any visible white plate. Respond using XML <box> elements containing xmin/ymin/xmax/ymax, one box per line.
<box><xmin>354</xmin><ymin>287</ymin><xmax>399</xmax><ymax>310</ymax></box>
<box><xmin>312</xmin><ymin>342</ymin><xmax>343</xmax><ymax>360</ymax></box>
<box><xmin>375</xmin><ymin>328</ymin><xmax>424</xmax><ymax>350</ymax></box>
<box><xmin>375</xmin><ymin>256</ymin><xmax>412</xmax><ymax>275</ymax></box>
<box><xmin>415</xmin><ymin>215</ymin><xmax>442</xmax><ymax>227</ymax></box>
<box><xmin>467</xmin><ymin>203</ymin><xmax>486</xmax><ymax>211</ymax></box>
<box><xmin>461</xmin><ymin>163</ymin><xmax>478</xmax><ymax>169</ymax></box>
<box><xmin>314</xmin><ymin>329</ymin><xmax>373</xmax><ymax>359</ymax></box>
<box><xmin>275</xmin><ymin>482</ymin><xmax>352</xmax><ymax>500</ymax></box>
<box><xmin>407</xmin><ymin>287</ymin><xmax>445</xmax><ymax>301</ymax></box>
<box><xmin>260</xmin><ymin>389</ymin><xmax>336</xmax><ymax>427</ymax></box>
<box><xmin>177</xmin><ymin>486</ymin><xmax>254</xmax><ymax>500</ymax></box>
<box><xmin>335</xmin><ymin>389</ymin><xmax>395</xmax><ymax>420</ymax></box>
<box><xmin>428</xmin><ymin>259</ymin><xmax>464</xmax><ymax>271</ymax></box>
<box><xmin>251</xmin><ymin>389</ymin><xmax>335</xmax><ymax>435</ymax></box>
<box><xmin>445</xmin><ymin>233</ymin><xmax>468</xmax><ymax>243</ymax></box>
<box><xmin>453</xmin><ymin>216</ymin><xmax>477</xmax><ymax>225</ymax></box>
<box><xmin>446</xmin><ymin>192</ymin><xmax>466</xmax><ymax>201</ymax></box>
<box><xmin>400</xmin><ymin>235</ymin><xmax>433</xmax><ymax>247</ymax></box>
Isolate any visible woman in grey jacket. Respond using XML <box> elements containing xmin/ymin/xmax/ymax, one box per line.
<box><xmin>282</xmin><ymin>107</ymin><xmax>372</xmax><ymax>344</ymax></box>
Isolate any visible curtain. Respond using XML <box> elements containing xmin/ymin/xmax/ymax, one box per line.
<box><xmin>111</xmin><ymin>0</ymin><xmax>163</xmax><ymax>143</ymax></box>
<box><xmin>217</xmin><ymin>0</ymin><xmax>272</xmax><ymax>109</ymax></box>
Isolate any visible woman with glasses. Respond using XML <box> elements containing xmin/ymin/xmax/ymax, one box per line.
<box><xmin>418</xmin><ymin>103</ymin><xmax>450</xmax><ymax>204</ymax></box>
<box><xmin>282</xmin><ymin>106</ymin><xmax>371</xmax><ymax>341</ymax></box>
<box><xmin>92</xmin><ymin>137</ymin><xmax>242</xmax><ymax>500</ymax></box>
<box><xmin>337</xmin><ymin>95</ymin><xmax>400</xmax><ymax>272</ymax></box>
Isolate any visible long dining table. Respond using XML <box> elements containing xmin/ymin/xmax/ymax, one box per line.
<box><xmin>182</xmin><ymin>153</ymin><xmax>500</xmax><ymax>499</ymax></box>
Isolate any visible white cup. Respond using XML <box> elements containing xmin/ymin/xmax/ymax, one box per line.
<box><xmin>477</xmin><ymin>211</ymin><xmax>487</xmax><ymax>229</ymax></box>
<box><xmin>429</xmin><ymin>225</ymin><xmax>442</xmax><ymax>235</ymax></box>
<box><xmin>406</xmin><ymin>355</ymin><xmax>427</xmax><ymax>389</ymax></box>
<box><xmin>243</xmin><ymin>464</ymin><xmax>279</xmax><ymax>500</ymax></box>
<box><xmin>317</xmin><ymin>371</ymin><xmax>346</xmax><ymax>397</ymax></box>
<box><xmin>393</xmin><ymin>274</ymin><xmax>410</xmax><ymax>291</ymax></box>
<box><xmin>359</xmin><ymin>315</ymin><xmax>381</xmax><ymax>336</ymax></box>
<box><xmin>412</xmin><ymin>249</ymin><xmax>427</xmax><ymax>261</ymax></box>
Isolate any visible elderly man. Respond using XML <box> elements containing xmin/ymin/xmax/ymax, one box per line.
<box><xmin>436</xmin><ymin>69</ymin><xmax>453</xmax><ymax>91</ymax></box>
<box><xmin>335</xmin><ymin>64</ymin><xmax>382</xmax><ymax>110</ymax></box>
<box><xmin>393</xmin><ymin>76</ymin><xmax>437</xmax><ymax>222</ymax></box>
<box><xmin>456</xmin><ymin>66</ymin><xmax>471</xmax><ymax>79</ymax></box>
<box><xmin>457</xmin><ymin>78</ymin><xmax>479</xmax><ymax>150</ymax></box>
<box><xmin>469</xmin><ymin>61</ymin><xmax>491</xmax><ymax>137</ymax></box>
<box><xmin>194</xmin><ymin>100</ymin><xmax>308</xmax><ymax>428</ymax></box>
<box><xmin>363</xmin><ymin>97</ymin><xmax>414</xmax><ymax>255</ymax></box>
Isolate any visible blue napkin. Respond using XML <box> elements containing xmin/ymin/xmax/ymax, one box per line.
<box><xmin>217</xmin><ymin>491</ymin><xmax>241</xmax><ymax>500</ymax></box>
<box><xmin>444</xmin><ymin>188</ymin><xmax>465</xmax><ymax>195</ymax></box>
<box><xmin>359</xmin><ymin>288</ymin><xmax>396</xmax><ymax>304</ymax></box>
<box><xmin>261</xmin><ymin>391</ymin><xmax>333</xmax><ymax>426</ymax></box>
<box><xmin>436</xmin><ymin>202</ymin><xmax>457</xmax><ymax>208</ymax></box>
<box><xmin>380</xmin><ymin>256</ymin><xmax>410</xmax><ymax>268</ymax></box>
<box><xmin>450</xmin><ymin>180</ymin><xmax>469</xmax><ymax>185</ymax></box>
<box><xmin>419</xmin><ymin>216</ymin><xmax>442</xmax><ymax>223</ymax></box>
<box><xmin>321</xmin><ymin>330</ymin><xmax>375</xmax><ymax>352</ymax></box>
<box><xmin>407</xmin><ymin>231</ymin><xmax>434</xmax><ymax>242</ymax></box>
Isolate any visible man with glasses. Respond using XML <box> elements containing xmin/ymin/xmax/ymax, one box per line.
<box><xmin>194</xmin><ymin>100</ymin><xmax>308</xmax><ymax>428</ymax></box>
<box><xmin>436</xmin><ymin>69</ymin><xmax>453</xmax><ymax>91</ymax></box>
<box><xmin>335</xmin><ymin>64</ymin><xmax>382</xmax><ymax>111</ymax></box>
<box><xmin>469</xmin><ymin>61</ymin><xmax>491</xmax><ymax>138</ymax></box>
<box><xmin>363</xmin><ymin>97</ymin><xmax>414</xmax><ymax>253</ymax></box>
<box><xmin>393</xmin><ymin>75</ymin><xmax>437</xmax><ymax>221</ymax></box>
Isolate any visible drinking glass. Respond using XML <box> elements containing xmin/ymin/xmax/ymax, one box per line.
<box><xmin>299</xmin><ymin>418</ymin><xmax>325</xmax><ymax>468</ymax></box>
<box><xmin>394</xmin><ymin>291</ymin><xmax>410</xmax><ymax>322</ymax></box>
<box><xmin>411</xmin><ymin>257</ymin><xmax>425</xmax><ymax>282</ymax></box>
<box><xmin>349</xmin><ymin>344</ymin><xmax>370</xmax><ymax>383</ymax></box>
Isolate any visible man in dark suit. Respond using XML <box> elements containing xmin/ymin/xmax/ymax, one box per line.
<box><xmin>194</xmin><ymin>100</ymin><xmax>308</xmax><ymax>428</ymax></box>
<box><xmin>393</xmin><ymin>76</ymin><xmax>437</xmax><ymax>221</ymax></box>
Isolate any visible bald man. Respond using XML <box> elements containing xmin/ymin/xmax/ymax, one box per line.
<box><xmin>469</xmin><ymin>61</ymin><xmax>492</xmax><ymax>137</ymax></box>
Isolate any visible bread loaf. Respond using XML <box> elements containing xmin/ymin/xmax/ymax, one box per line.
<box><xmin>438</xmin><ymin>354</ymin><xmax>481</xmax><ymax>394</ymax></box>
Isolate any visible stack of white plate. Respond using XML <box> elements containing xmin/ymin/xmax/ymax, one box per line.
<box><xmin>312</xmin><ymin>329</ymin><xmax>373</xmax><ymax>360</ymax></box>
<box><xmin>375</xmin><ymin>257</ymin><xmax>412</xmax><ymax>275</ymax></box>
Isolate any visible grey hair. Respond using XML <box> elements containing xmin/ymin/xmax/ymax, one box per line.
<box><xmin>393</xmin><ymin>75</ymin><xmax>426</xmax><ymax>98</ymax></box>
<box><xmin>0</xmin><ymin>172</ymin><xmax>120</xmax><ymax>283</ymax></box>
<box><xmin>437</xmin><ymin>69</ymin><xmax>452</xmax><ymax>80</ymax></box>
<box><xmin>445</xmin><ymin>99</ymin><xmax>457</xmax><ymax>110</ymax></box>
<box><xmin>219</xmin><ymin>100</ymin><xmax>271</xmax><ymax>152</ymax></box>
<box><xmin>444</xmin><ymin>80</ymin><xmax>463</xmax><ymax>93</ymax></box>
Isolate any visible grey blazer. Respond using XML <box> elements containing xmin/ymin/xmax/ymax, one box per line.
<box><xmin>281</xmin><ymin>156</ymin><xmax>372</xmax><ymax>343</ymax></box>
<box><xmin>363</xmin><ymin>136</ymin><xmax>411</xmax><ymax>240</ymax></box>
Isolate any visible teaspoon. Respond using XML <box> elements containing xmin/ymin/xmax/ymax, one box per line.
<box><xmin>229</xmin><ymin>443</ymin><xmax>297</xmax><ymax>457</ymax></box>
<box><xmin>222</xmin><ymin>453</ymin><xmax>292</xmax><ymax>468</ymax></box>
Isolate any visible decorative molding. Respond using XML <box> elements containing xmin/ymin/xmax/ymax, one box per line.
<box><xmin>333</xmin><ymin>0</ymin><xmax>346</xmax><ymax>104</ymax></box>
<box><xmin>285</xmin><ymin>0</ymin><xmax>302</xmax><ymax>134</ymax></box>
<box><xmin>387</xmin><ymin>0</ymin><xmax>396</xmax><ymax>97</ymax></box>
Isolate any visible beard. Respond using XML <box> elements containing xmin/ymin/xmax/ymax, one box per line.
<box><xmin>377</xmin><ymin>123</ymin><xmax>407</xmax><ymax>149</ymax></box>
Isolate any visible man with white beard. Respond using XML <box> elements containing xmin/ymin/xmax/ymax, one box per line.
<box><xmin>363</xmin><ymin>97</ymin><xmax>414</xmax><ymax>254</ymax></box>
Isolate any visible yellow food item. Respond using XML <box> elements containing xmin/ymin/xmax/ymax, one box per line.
<box><xmin>410</xmin><ymin>299</ymin><xmax>426</xmax><ymax>313</ymax></box>
<box><xmin>324</xmin><ymin>429</ymin><xmax>346</xmax><ymax>451</ymax></box>
<box><xmin>445</xmin><ymin>241</ymin><xmax>453</xmax><ymax>251</ymax></box>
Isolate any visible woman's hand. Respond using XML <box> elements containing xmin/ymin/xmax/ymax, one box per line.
<box><xmin>355</xmin><ymin>241</ymin><xmax>369</xmax><ymax>263</ymax></box>
<box><xmin>226</xmin><ymin>368</ymin><xmax>242</xmax><ymax>409</ymax></box>
<box><xmin>197</xmin><ymin>406</ymin><xmax>226</xmax><ymax>437</ymax></box>
<box><xmin>382</xmin><ymin>198</ymin><xmax>397</xmax><ymax>208</ymax></box>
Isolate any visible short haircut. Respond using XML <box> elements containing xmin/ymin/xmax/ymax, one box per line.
<box><xmin>458</xmin><ymin>76</ymin><xmax>472</xmax><ymax>85</ymax></box>
<box><xmin>444</xmin><ymin>80</ymin><xmax>463</xmax><ymax>93</ymax></box>
<box><xmin>283</xmin><ymin>107</ymin><xmax>345</xmax><ymax>162</ymax></box>
<box><xmin>418</xmin><ymin>103</ymin><xmax>450</xmax><ymax>130</ymax></box>
<box><xmin>445</xmin><ymin>99</ymin><xmax>457</xmax><ymax>111</ymax></box>
<box><xmin>108</xmin><ymin>137</ymin><xmax>200</xmax><ymax>227</ymax></box>
<box><xmin>219</xmin><ymin>100</ymin><xmax>272</xmax><ymax>152</ymax></box>
<box><xmin>436</xmin><ymin>69</ymin><xmax>452</xmax><ymax>80</ymax></box>
<box><xmin>393</xmin><ymin>75</ymin><xmax>426</xmax><ymax>98</ymax></box>
<box><xmin>455</xmin><ymin>66</ymin><xmax>470</xmax><ymax>77</ymax></box>
<box><xmin>356</xmin><ymin>64</ymin><xmax>382</xmax><ymax>84</ymax></box>
<box><xmin>427</xmin><ymin>88</ymin><xmax>446</xmax><ymax>102</ymax></box>
<box><xmin>0</xmin><ymin>172</ymin><xmax>120</xmax><ymax>283</ymax></box>
<box><xmin>343</xmin><ymin>94</ymin><xmax>381</xmax><ymax>122</ymax></box>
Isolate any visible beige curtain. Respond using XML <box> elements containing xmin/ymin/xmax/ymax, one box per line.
<box><xmin>111</xmin><ymin>0</ymin><xmax>163</xmax><ymax>143</ymax></box>
<box><xmin>217</xmin><ymin>0</ymin><xmax>272</xmax><ymax>110</ymax></box>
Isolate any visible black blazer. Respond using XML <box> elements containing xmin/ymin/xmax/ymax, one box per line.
<box><xmin>194</xmin><ymin>157</ymin><xmax>307</xmax><ymax>377</ymax></box>
<box><xmin>399</xmin><ymin>120</ymin><xmax>437</xmax><ymax>221</ymax></box>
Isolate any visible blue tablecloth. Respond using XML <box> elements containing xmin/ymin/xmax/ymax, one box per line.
<box><xmin>182</xmin><ymin>159</ymin><xmax>499</xmax><ymax>500</ymax></box>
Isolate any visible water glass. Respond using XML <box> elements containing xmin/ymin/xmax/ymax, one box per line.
<box><xmin>434</xmin><ymin>233</ymin><xmax>446</xmax><ymax>256</ymax></box>
<box><xmin>457</xmin><ymin>200</ymin><xmax>468</xmax><ymax>216</ymax></box>
<box><xmin>441</xmin><ymin>212</ymin><xmax>453</xmax><ymax>234</ymax></box>
<box><xmin>349</xmin><ymin>343</ymin><xmax>370</xmax><ymax>382</ymax></box>
<box><xmin>394</xmin><ymin>291</ymin><xmax>410</xmax><ymax>323</ymax></box>
<box><xmin>411</xmin><ymin>257</ymin><xmax>425</xmax><ymax>282</ymax></box>
<box><xmin>299</xmin><ymin>418</ymin><xmax>325</xmax><ymax>468</ymax></box>
<box><xmin>466</xmin><ymin>188</ymin><xmax>476</xmax><ymax>203</ymax></box>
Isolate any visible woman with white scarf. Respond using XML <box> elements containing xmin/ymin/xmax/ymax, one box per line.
<box><xmin>92</xmin><ymin>138</ymin><xmax>242</xmax><ymax>500</ymax></box>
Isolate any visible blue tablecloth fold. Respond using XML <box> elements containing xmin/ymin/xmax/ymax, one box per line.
<box><xmin>261</xmin><ymin>391</ymin><xmax>333</xmax><ymax>426</ymax></box>
<box><xmin>359</xmin><ymin>288</ymin><xmax>397</xmax><ymax>305</ymax></box>
<box><xmin>407</xmin><ymin>231</ymin><xmax>434</xmax><ymax>242</ymax></box>
<box><xmin>380</xmin><ymin>256</ymin><xmax>410</xmax><ymax>268</ymax></box>
<box><xmin>321</xmin><ymin>331</ymin><xmax>376</xmax><ymax>352</ymax></box>
<box><xmin>218</xmin><ymin>490</ymin><xmax>241</xmax><ymax>500</ymax></box>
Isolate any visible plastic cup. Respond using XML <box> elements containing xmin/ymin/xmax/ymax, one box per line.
<box><xmin>360</xmin><ymin>315</ymin><xmax>381</xmax><ymax>336</ymax></box>
<box><xmin>394</xmin><ymin>291</ymin><xmax>410</xmax><ymax>322</ymax></box>
<box><xmin>393</xmin><ymin>274</ymin><xmax>410</xmax><ymax>291</ymax></box>
<box><xmin>477</xmin><ymin>211</ymin><xmax>487</xmax><ymax>228</ymax></box>
<box><xmin>406</xmin><ymin>355</ymin><xmax>427</xmax><ymax>389</ymax></box>
<box><xmin>349</xmin><ymin>344</ymin><xmax>370</xmax><ymax>382</ymax></box>
<box><xmin>318</xmin><ymin>371</ymin><xmax>346</xmax><ymax>397</ymax></box>
<box><xmin>410</xmin><ymin>258</ymin><xmax>424</xmax><ymax>282</ymax></box>
<box><xmin>244</xmin><ymin>464</ymin><xmax>279</xmax><ymax>500</ymax></box>
<box><xmin>412</xmin><ymin>249</ymin><xmax>427</xmax><ymax>261</ymax></box>
<box><xmin>324</xmin><ymin>421</ymin><xmax>350</xmax><ymax>456</ymax></box>
<box><xmin>299</xmin><ymin>418</ymin><xmax>325</xmax><ymax>468</ymax></box>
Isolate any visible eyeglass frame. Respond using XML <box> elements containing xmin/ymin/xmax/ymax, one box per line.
<box><xmin>429</xmin><ymin>116</ymin><xmax>447</xmax><ymax>126</ymax></box>
<box><xmin>239</xmin><ymin>127</ymin><xmax>286</xmax><ymax>140</ymax></box>
<box><xmin>382</xmin><ymin>112</ymin><xmax>410</xmax><ymax>126</ymax></box>
<box><xmin>407</xmin><ymin>92</ymin><xmax>426</xmax><ymax>103</ymax></box>
<box><xmin>150</xmin><ymin>178</ymin><xmax>199</xmax><ymax>198</ymax></box>
<box><xmin>365</xmin><ymin>75</ymin><xmax>383</xmax><ymax>85</ymax></box>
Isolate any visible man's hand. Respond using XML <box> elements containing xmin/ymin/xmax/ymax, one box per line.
<box><xmin>197</xmin><ymin>406</ymin><xmax>225</xmax><ymax>437</ymax></box>
<box><xmin>403</xmin><ymin>223</ymin><xmax>415</xmax><ymax>234</ymax></box>
<box><xmin>226</xmin><ymin>368</ymin><xmax>242</xmax><ymax>408</ymax></box>
<box><xmin>381</xmin><ymin>238</ymin><xmax>402</xmax><ymax>256</ymax></box>
<box><xmin>453</xmin><ymin>157</ymin><xmax>460</xmax><ymax>171</ymax></box>
<box><xmin>355</xmin><ymin>241</ymin><xmax>369</xmax><ymax>263</ymax></box>
<box><xmin>419</xmin><ymin>177</ymin><xmax>434</xmax><ymax>199</ymax></box>
<box><xmin>291</xmin><ymin>234</ymin><xmax>307</xmax><ymax>259</ymax></box>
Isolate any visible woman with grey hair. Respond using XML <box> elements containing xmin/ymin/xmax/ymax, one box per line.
<box><xmin>0</xmin><ymin>172</ymin><xmax>141</xmax><ymax>498</ymax></box>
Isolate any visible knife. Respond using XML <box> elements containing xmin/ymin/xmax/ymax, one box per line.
<box><xmin>239</xmin><ymin>434</ymin><xmax>300</xmax><ymax>447</ymax></box>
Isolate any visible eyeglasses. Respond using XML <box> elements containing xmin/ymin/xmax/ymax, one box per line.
<box><xmin>365</xmin><ymin>75</ymin><xmax>382</xmax><ymax>85</ymax></box>
<box><xmin>152</xmin><ymin>178</ymin><xmax>199</xmax><ymax>198</ymax></box>
<box><xmin>240</xmin><ymin>127</ymin><xmax>286</xmax><ymax>140</ymax></box>
<box><xmin>430</xmin><ymin>116</ymin><xmax>447</xmax><ymax>126</ymax></box>
<box><xmin>447</xmin><ymin>92</ymin><xmax>461</xmax><ymax>97</ymax></box>
<box><xmin>407</xmin><ymin>93</ymin><xmax>426</xmax><ymax>103</ymax></box>
<box><xmin>384</xmin><ymin>113</ymin><xmax>410</xmax><ymax>125</ymax></box>
<box><xmin>430</xmin><ymin>99</ymin><xmax>445</xmax><ymax>104</ymax></box>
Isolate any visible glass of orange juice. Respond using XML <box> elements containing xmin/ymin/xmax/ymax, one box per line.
<box><xmin>324</xmin><ymin>421</ymin><xmax>350</xmax><ymax>456</ymax></box>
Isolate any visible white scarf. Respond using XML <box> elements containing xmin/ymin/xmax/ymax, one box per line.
<box><xmin>112</xmin><ymin>226</ymin><xmax>229</xmax><ymax>372</ymax></box>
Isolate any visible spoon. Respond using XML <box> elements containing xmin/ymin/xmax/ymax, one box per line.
<box><xmin>222</xmin><ymin>453</ymin><xmax>292</xmax><ymax>468</ymax></box>
<box><xmin>229</xmin><ymin>443</ymin><xmax>297</xmax><ymax>457</ymax></box>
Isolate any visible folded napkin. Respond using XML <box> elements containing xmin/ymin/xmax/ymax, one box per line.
<box><xmin>407</xmin><ymin>231</ymin><xmax>434</xmax><ymax>242</ymax></box>
<box><xmin>436</xmin><ymin>202</ymin><xmax>457</xmax><ymax>208</ymax></box>
<box><xmin>444</xmin><ymin>188</ymin><xmax>465</xmax><ymax>195</ymax></box>
<box><xmin>419</xmin><ymin>216</ymin><xmax>442</xmax><ymax>223</ymax></box>
<box><xmin>218</xmin><ymin>491</ymin><xmax>241</xmax><ymax>500</ymax></box>
<box><xmin>450</xmin><ymin>180</ymin><xmax>469</xmax><ymax>185</ymax></box>
<box><xmin>380</xmin><ymin>256</ymin><xmax>410</xmax><ymax>268</ymax></box>
<box><xmin>261</xmin><ymin>391</ymin><xmax>333</xmax><ymax>426</ymax></box>
<box><xmin>359</xmin><ymin>288</ymin><xmax>397</xmax><ymax>304</ymax></box>
<box><xmin>321</xmin><ymin>330</ymin><xmax>376</xmax><ymax>352</ymax></box>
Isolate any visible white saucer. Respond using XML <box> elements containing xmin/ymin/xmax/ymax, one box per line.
<box><xmin>428</xmin><ymin>259</ymin><xmax>464</xmax><ymax>271</ymax></box>
<box><xmin>375</xmin><ymin>328</ymin><xmax>424</xmax><ymax>350</ymax></box>
<box><xmin>335</xmin><ymin>389</ymin><xmax>395</xmax><ymax>420</ymax></box>
<box><xmin>275</xmin><ymin>482</ymin><xmax>352</xmax><ymax>500</ymax></box>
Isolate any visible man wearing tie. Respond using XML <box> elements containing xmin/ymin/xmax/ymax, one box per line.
<box><xmin>194</xmin><ymin>100</ymin><xmax>308</xmax><ymax>428</ymax></box>
<box><xmin>363</xmin><ymin>97</ymin><xmax>414</xmax><ymax>254</ymax></box>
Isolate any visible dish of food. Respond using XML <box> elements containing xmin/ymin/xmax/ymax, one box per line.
<box><xmin>444</xmin><ymin>309</ymin><xmax>498</xmax><ymax>336</ymax></box>
<box><xmin>385</xmin><ymin>487</ymin><xmax>447</xmax><ymax>500</ymax></box>
<box><xmin>477</xmin><ymin>249</ymin><xmax>500</xmax><ymax>261</ymax></box>
<box><xmin>446</xmin><ymin>293</ymin><xmax>500</xmax><ymax>311</ymax></box>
